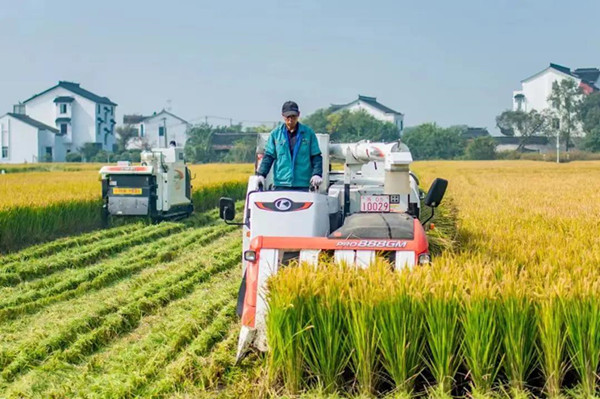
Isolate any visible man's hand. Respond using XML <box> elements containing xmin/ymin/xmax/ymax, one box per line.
<box><xmin>256</xmin><ymin>175</ymin><xmax>266</xmax><ymax>189</ymax></box>
<box><xmin>310</xmin><ymin>175</ymin><xmax>323</xmax><ymax>188</ymax></box>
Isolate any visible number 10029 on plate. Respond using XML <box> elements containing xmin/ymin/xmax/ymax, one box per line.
<box><xmin>360</xmin><ymin>195</ymin><xmax>390</xmax><ymax>212</ymax></box>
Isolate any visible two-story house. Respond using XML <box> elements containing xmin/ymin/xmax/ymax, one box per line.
<box><xmin>513</xmin><ymin>63</ymin><xmax>599</xmax><ymax>112</ymax></box>
<box><xmin>0</xmin><ymin>81</ymin><xmax>117</xmax><ymax>163</ymax></box>
<box><xmin>330</xmin><ymin>95</ymin><xmax>404</xmax><ymax>135</ymax></box>
<box><xmin>123</xmin><ymin>110</ymin><xmax>190</xmax><ymax>150</ymax></box>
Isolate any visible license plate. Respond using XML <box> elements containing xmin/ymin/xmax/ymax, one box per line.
<box><xmin>113</xmin><ymin>188</ymin><xmax>142</xmax><ymax>195</ymax></box>
<box><xmin>360</xmin><ymin>195</ymin><xmax>390</xmax><ymax>213</ymax></box>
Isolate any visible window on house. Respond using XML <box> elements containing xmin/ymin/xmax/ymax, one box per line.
<box><xmin>2</xmin><ymin>146</ymin><xmax>7</xmax><ymax>158</ymax></box>
<box><xmin>140</xmin><ymin>124</ymin><xmax>145</xmax><ymax>137</ymax></box>
<box><xmin>60</xmin><ymin>124</ymin><xmax>68</xmax><ymax>135</ymax></box>
<box><xmin>97</xmin><ymin>104</ymin><xmax>101</xmax><ymax>114</ymax></box>
<box><xmin>45</xmin><ymin>147</ymin><xmax>53</xmax><ymax>160</ymax></box>
<box><xmin>159</xmin><ymin>126</ymin><xmax>165</xmax><ymax>137</ymax></box>
<box><xmin>60</xmin><ymin>104</ymin><xmax>67</xmax><ymax>114</ymax></box>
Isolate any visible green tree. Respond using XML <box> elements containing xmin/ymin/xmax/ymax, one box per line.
<box><xmin>401</xmin><ymin>123</ymin><xmax>465</xmax><ymax>160</ymax></box>
<box><xmin>301</xmin><ymin>108</ymin><xmax>399</xmax><ymax>142</ymax></box>
<box><xmin>579</xmin><ymin>92</ymin><xmax>600</xmax><ymax>152</ymax></box>
<box><xmin>302</xmin><ymin>107</ymin><xmax>332</xmax><ymax>133</ymax></box>
<box><xmin>79</xmin><ymin>143</ymin><xmax>102</xmax><ymax>161</ymax></box>
<box><xmin>246</xmin><ymin>124</ymin><xmax>275</xmax><ymax>133</ymax></box>
<box><xmin>465</xmin><ymin>136</ymin><xmax>497</xmax><ymax>160</ymax></box>
<box><xmin>65</xmin><ymin>152</ymin><xmax>82</xmax><ymax>162</ymax></box>
<box><xmin>495</xmin><ymin>110</ymin><xmax>547</xmax><ymax>152</ymax></box>
<box><xmin>224</xmin><ymin>135</ymin><xmax>257</xmax><ymax>163</ymax></box>
<box><xmin>548</xmin><ymin>79</ymin><xmax>583</xmax><ymax>151</ymax></box>
<box><xmin>115</xmin><ymin>124</ymin><xmax>138</xmax><ymax>153</ymax></box>
<box><xmin>327</xmin><ymin>110</ymin><xmax>399</xmax><ymax>142</ymax></box>
<box><xmin>184</xmin><ymin>124</ymin><xmax>215</xmax><ymax>163</ymax></box>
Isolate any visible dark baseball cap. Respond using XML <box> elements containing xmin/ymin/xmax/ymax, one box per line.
<box><xmin>282</xmin><ymin>101</ymin><xmax>300</xmax><ymax>117</ymax></box>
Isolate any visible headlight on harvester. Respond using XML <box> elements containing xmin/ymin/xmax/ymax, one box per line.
<box><xmin>244</xmin><ymin>250</ymin><xmax>257</xmax><ymax>262</ymax></box>
<box><xmin>418</xmin><ymin>253</ymin><xmax>431</xmax><ymax>265</ymax></box>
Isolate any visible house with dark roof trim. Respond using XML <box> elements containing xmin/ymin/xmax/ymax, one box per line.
<box><xmin>0</xmin><ymin>81</ymin><xmax>118</xmax><ymax>162</ymax></box>
<box><xmin>122</xmin><ymin>109</ymin><xmax>191</xmax><ymax>150</ymax></box>
<box><xmin>330</xmin><ymin>95</ymin><xmax>404</xmax><ymax>135</ymax></box>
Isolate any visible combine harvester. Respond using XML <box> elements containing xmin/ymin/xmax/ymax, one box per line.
<box><xmin>99</xmin><ymin>146</ymin><xmax>194</xmax><ymax>225</ymax></box>
<box><xmin>219</xmin><ymin>134</ymin><xmax>447</xmax><ymax>360</ymax></box>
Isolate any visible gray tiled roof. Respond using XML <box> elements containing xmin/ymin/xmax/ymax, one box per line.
<box><xmin>24</xmin><ymin>81</ymin><xmax>117</xmax><ymax>106</ymax></box>
<box><xmin>331</xmin><ymin>95</ymin><xmax>403</xmax><ymax>115</ymax></box>
<box><xmin>7</xmin><ymin>113</ymin><xmax>59</xmax><ymax>133</ymax></box>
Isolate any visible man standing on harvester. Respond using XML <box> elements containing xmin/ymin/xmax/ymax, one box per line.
<box><xmin>257</xmin><ymin>101</ymin><xmax>323</xmax><ymax>191</ymax></box>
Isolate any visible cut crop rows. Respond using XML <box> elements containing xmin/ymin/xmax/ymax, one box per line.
<box><xmin>0</xmin><ymin>233</ymin><xmax>241</xmax><ymax>384</ymax></box>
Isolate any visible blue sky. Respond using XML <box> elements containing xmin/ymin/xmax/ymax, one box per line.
<box><xmin>1</xmin><ymin>0</ymin><xmax>599</xmax><ymax>133</ymax></box>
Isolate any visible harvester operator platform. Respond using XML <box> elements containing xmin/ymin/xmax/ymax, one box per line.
<box><xmin>257</xmin><ymin>101</ymin><xmax>323</xmax><ymax>191</ymax></box>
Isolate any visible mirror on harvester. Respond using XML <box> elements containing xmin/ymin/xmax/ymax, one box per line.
<box><xmin>425</xmin><ymin>178</ymin><xmax>448</xmax><ymax>208</ymax></box>
<box><xmin>219</xmin><ymin>197</ymin><xmax>235</xmax><ymax>221</ymax></box>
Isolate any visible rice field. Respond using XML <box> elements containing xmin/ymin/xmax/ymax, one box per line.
<box><xmin>0</xmin><ymin>163</ymin><xmax>253</xmax><ymax>252</ymax></box>
<box><xmin>1</xmin><ymin>160</ymin><xmax>600</xmax><ymax>398</ymax></box>
<box><xmin>0</xmin><ymin>163</ymin><xmax>252</xmax><ymax>210</ymax></box>
<box><xmin>265</xmin><ymin>160</ymin><xmax>600</xmax><ymax>399</ymax></box>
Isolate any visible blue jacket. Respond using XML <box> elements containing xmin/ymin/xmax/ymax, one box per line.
<box><xmin>257</xmin><ymin>123</ymin><xmax>323</xmax><ymax>187</ymax></box>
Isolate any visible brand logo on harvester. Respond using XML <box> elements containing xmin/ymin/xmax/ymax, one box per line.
<box><xmin>255</xmin><ymin>198</ymin><xmax>313</xmax><ymax>212</ymax></box>
<box><xmin>335</xmin><ymin>240</ymin><xmax>408</xmax><ymax>248</ymax></box>
<box><xmin>274</xmin><ymin>198</ymin><xmax>292</xmax><ymax>211</ymax></box>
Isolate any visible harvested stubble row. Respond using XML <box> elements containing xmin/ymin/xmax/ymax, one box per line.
<box><xmin>265</xmin><ymin>161</ymin><xmax>600</xmax><ymax>399</ymax></box>
<box><xmin>0</xmin><ymin>223</ymin><xmax>237</xmax><ymax>320</ymax></box>
<box><xmin>0</xmin><ymin>219</ymin><xmax>242</xmax><ymax>397</ymax></box>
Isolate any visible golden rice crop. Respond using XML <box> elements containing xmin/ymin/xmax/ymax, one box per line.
<box><xmin>267</xmin><ymin>160</ymin><xmax>600</xmax><ymax>398</ymax></box>
<box><xmin>0</xmin><ymin>163</ymin><xmax>253</xmax><ymax>210</ymax></box>
<box><xmin>0</xmin><ymin>163</ymin><xmax>253</xmax><ymax>252</ymax></box>
<box><xmin>0</xmin><ymin>162</ymin><xmax>104</xmax><ymax>174</ymax></box>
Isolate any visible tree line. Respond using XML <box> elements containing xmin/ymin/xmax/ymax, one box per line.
<box><xmin>65</xmin><ymin>82</ymin><xmax>600</xmax><ymax>163</ymax></box>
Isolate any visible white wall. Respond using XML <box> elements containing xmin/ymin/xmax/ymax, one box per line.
<box><xmin>25</xmin><ymin>87</ymin><xmax>116</xmax><ymax>152</ymax></box>
<box><xmin>0</xmin><ymin>116</ymin><xmax>39</xmax><ymax>163</ymax></box>
<box><xmin>514</xmin><ymin>68</ymin><xmax>585</xmax><ymax>137</ymax></box>
<box><xmin>516</xmin><ymin>69</ymin><xmax>579</xmax><ymax>112</ymax></box>
<box><xmin>128</xmin><ymin>112</ymin><xmax>189</xmax><ymax>149</ymax></box>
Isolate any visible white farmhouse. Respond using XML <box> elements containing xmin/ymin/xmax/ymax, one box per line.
<box><xmin>123</xmin><ymin>110</ymin><xmax>190</xmax><ymax>150</ymax></box>
<box><xmin>0</xmin><ymin>81</ymin><xmax>117</xmax><ymax>163</ymax></box>
<box><xmin>0</xmin><ymin>111</ymin><xmax>63</xmax><ymax>163</ymax></box>
<box><xmin>513</xmin><ymin>63</ymin><xmax>599</xmax><ymax>112</ymax></box>
<box><xmin>331</xmin><ymin>95</ymin><xmax>404</xmax><ymax>134</ymax></box>
<box><xmin>22</xmin><ymin>81</ymin><xmax>117</xmax><ymax>154</ymax></box>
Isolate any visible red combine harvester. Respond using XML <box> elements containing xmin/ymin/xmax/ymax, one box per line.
<box><xmin>219</xmin><ymin>134</ymin><xmax>447</xmax><ymax>360</ymax></box>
